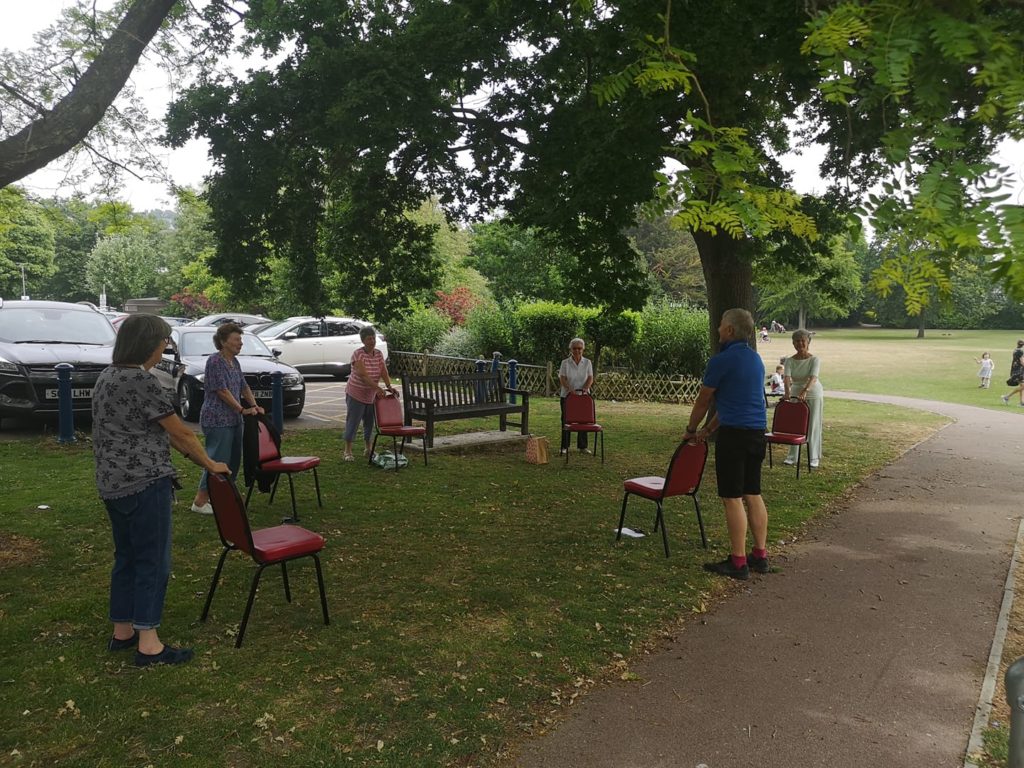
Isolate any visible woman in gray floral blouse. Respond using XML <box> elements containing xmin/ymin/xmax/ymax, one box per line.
<box><xmin>93</xmin><ymin>314</ymin><xmax>228</xmax><ymax>667</ymax></box>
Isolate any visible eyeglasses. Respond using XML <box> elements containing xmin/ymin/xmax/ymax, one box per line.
<box><xmin>571</xmin><ymin>347</ymin><xmax>584</xmax><ymax>351</ymax></box>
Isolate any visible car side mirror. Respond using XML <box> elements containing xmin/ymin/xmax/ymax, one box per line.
<box><xmin>283</xmin><ymin>332</ymin><xmax>298</xmax><ymax>340</ymax></box>
<box><xmin>272</xmin><ymin>349</ymin><xmax>282</xmax><ymax>358</ymax></box>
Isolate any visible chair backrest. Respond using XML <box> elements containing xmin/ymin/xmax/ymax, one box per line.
<box><xmin>207</xmin><ymin>474</ymin><xmax>256</xmax><ymax>556</ymax></box>
<box><xmin>771</xmin><ymin>399</ymin><xmax>810</xmax><ymax>435</ymax></box>
<box><xmin>564</xmin><ymin>392</ymin><xmax>596</xmax><ymax>424</ymax></box>
<box><xmin>374</xmin><ymin>394</ymin><xmax>404</xmax><ymax>429</ymax></box>
<box><xmin>256</xmin><ymin>418</ymin><xmax>281</xmax><ymax>463</ymax></box>
<box><xmin>662</xmin><ymin>440</ymin><xmax>709</xmax><ymax>498</ymax></box>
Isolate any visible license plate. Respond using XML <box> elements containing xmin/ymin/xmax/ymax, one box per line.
<box><xmin>253</xmin><ymin>390</ymin><xmax>272</xmax><ymax>398</ymax></box>
<box><xmin>45</xmin><ymin>388</ymin><xmax>93</xmax><ymax>399</ymax></box>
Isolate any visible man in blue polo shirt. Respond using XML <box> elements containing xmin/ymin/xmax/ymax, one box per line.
<box><xmin>684</xmin><ymin>308</ymin><xmax>769</xmax><ymax>580</ymax></box>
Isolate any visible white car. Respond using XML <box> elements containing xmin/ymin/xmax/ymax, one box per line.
<box><xmin>256</xmin><ymin>316</ymin><xmax>388</xmax><ymax>378</ymax></box>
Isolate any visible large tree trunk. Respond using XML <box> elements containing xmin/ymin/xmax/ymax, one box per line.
<box><xmin>798</xmin><ymin>305</ymin><xmax>807</xmax><ymax>330</ymax></box>
<box><xmin>693</xmin><ymin>229</ymin><xmax>756</xmax><ymax>353</ymax></box>
<box><xmin>0</xmin><ymin>0</ymin><xmax>178</xmax><ymax>188</ymax></box>
<box><xmin>916</xmin><ymin>313</ymin><xmax>926</xmax><ymax>338</ymax></box>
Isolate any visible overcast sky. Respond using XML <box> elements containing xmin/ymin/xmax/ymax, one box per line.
<box><xmin>2</xmin><ymin>1</ymin><xmax>1021</xmax><ymax>213</ymax></box>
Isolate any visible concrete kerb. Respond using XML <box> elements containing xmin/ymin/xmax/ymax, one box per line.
<box><xmin>965</xmin><ymin>516</ymin><xmax>1024</xmax><ymax>768</ymax></box>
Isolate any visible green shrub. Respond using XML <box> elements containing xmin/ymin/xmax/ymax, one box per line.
<box><xmin>514</xmin><ymin>301</ymin><xmax>587</xmax><ymax>365</ymax></box>
<box><xmin>465</xmin><ymin>303</ymin><xmax>516</xmax><ymax>359</ymax></box>
<box><xmin>434</xmin><ymin>326</ymin><xmax>479</xmax><ymax>358</ymax></box>
<box><xmin>631</xmin><ymin>302</ymin><xmax>711</xmax><ymax>376</ymax></box>
<box><xmin>584</xmin><ymin>309</ymin><xmax>639</xmax><ymax>369</ymax></box>
<box><xmin>381</xmin><ymin>305</ymin><xmax>452</xmax><ymax>352</ymax></box>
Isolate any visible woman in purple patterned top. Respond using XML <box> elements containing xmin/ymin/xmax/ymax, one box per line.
<box><xmin>189</xmin><ymin>323</ymin><xmax>264</xmax><ymax>514</ymax></box>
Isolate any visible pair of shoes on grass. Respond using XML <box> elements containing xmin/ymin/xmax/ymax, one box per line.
<box><xmin>108</xmin><ymin>634</ymin><xmax>193</xmax><ymax>667</ymax></box>
<box><xmin>704</xmin><ymin>553</ymin><xmax>771</xmax><ymax>581</ymax></box>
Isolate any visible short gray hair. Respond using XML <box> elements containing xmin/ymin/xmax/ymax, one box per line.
<box><xmin>791</xmin><ymin>328</ymin><xmax>813</xmax><ymax>344</ymax></box>
<box><xmin>359</xmin><ymin>325</ymin><xmax>377</xmax><ymax>341</ymax></box>
<box><xmin>569</xmin><ymin>337</ymin><xmax>585</xmax><ymax>350</ymax></box>
<box><xmin>112</xmin><ymin>314</ymin><xmax>171</xmax><ymax>365</ymax></box>
<box><xmin>721</xmin><ymin>308</ymin><xmax>754</xmax><ymax>340</ymax></box>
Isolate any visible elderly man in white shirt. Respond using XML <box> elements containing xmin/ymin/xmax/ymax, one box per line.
<box><xmin>558</xmin><ymin>337</ymin><xmax>595</xmax><ymax>455</ymax></box>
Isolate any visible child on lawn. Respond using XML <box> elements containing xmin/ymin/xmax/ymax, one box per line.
<box><xmin>976</xmin><ymin>352</ymin><xmax>994</xmax><ymax>389</ymax></box>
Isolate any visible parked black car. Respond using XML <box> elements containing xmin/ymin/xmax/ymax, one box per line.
<box><xmin>0</xmin><ymin>299</ymin><xmax>116</xmax><ymax>421</ymax></box>
<box><xmin>160</xmin><ymin>327</ymin><xmax>306</xmax><ymax>421</ymax></box>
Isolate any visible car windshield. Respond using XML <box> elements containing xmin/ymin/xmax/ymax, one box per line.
<box><xmin>256</xmin><ymin>320</ymin><xmax>299</xmax><ymax>338</ymax></box>
<box><xmin>177</xmin><ymin>332</ymin><xmax>274</xmax><ymax>358</ymax></box>
<box><xmin>0</xmin><ymin>307</ymin><xmax>116</xmax><ymax>345</ymax></box>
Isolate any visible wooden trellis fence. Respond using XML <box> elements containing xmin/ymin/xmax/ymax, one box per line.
<box><xmin>387</xmin><ymin>351</ymin><xmax>702</xmax><ymax>404</ymax></box>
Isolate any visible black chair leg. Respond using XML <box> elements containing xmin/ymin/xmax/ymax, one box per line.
<box><xmin>200</xmin><ymin>547</ymin><xmax>231</xmax><ymax>621</ymax></box>
<box><xmin>280</xmin><ymin>562</ymin><xmax>291</xmax><ymax>602</ymax></box>
<box><xmin>422</xmin><ymin>436</ymin><xmax>428</xmax><ymax>466</ymax></box>
<box><xmin>564</xmin><ymin>430</ymin><xmax>570</xmax><ymax>465</ymax></box>
<box><xmin>236</xmin><ymin>564</ymin><xmax>267</xmax><ymax>648</ymax></box>
<box><xmin>313</xmin><ymin>554</ymin><xmax>330</xmax><ymax>625</ymax></box>
<box><xmin>269</xmin><ymin>475</ymin><xmax>280</xmax><ymax>504</ymax></box>
<box><xmin>692</xmin><ymin>494</ymin><xmax>708</xmax><ymax>548</ymax></box>
<box><xmin>600</xmin><ymin>431</ymin><xmax>605</xmax><ymax>464</ymax></box>
<box><xmin>312</xmin><ymin>467</ymin><xmax>322</xmax><ymax>507</ymax></box>
<box><xmin>616</xmin><ymin>492</ymin><xmax>630</xmax><ymax>540</ymax></box>
<box><xmin>656</xmin><ymin>501</ymin><xmax>670</xmax><ymax>557</ymax></box>
<box><xmin>286</xmin><ymin>474</ymin><xmax>298</xmax><ymax>521</ymax></box>
<box><xmin>768</xmin><ymin>444</ymin><xmax>774</xmax><ymax>469</ymax></box>
<box><xmin>368</xmin><ymin>434</ymin><xmax>379</xmax><ymax>465</ymax></box>
<box><xmin>795</xmin><ymin>446</ymin><xmax>802</xmax><ymax>479</ymax></box>
<box><xmin>392</xmin><ymin>435</ymin><xmax>399</xmax><ymax>472</ymax></box>
<box><xmin>244</xmin><ymin>483</ymin><xmax>255</xmax><ymax>509</ymax></box>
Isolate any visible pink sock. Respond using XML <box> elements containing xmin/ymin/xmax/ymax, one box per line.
<box><xmin>730</xmin><ymin>554</ymin><xmax>747</xmax><ymax>568</ymax></box>
<box><xmin>752</xmin><ymin>548</ymin><xmax>767</xmax><ymax>559</ymax></box>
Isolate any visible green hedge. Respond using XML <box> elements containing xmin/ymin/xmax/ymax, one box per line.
<box><xmin>381</xmin><ymin>305</ymin><xmax>452</xmax><ymax>352</ymax></box>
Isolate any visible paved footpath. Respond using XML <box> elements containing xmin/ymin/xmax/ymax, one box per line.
<box><xmin>514</xmin><ymin>393</ymin><xmax>1023</xmax><ymax>768</ymax></box>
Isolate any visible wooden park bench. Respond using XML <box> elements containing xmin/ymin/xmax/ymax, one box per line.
<box><xmin>401</xmin><ymin>371</ymin><xmax>530</xmax><ymax>447</ymax></box>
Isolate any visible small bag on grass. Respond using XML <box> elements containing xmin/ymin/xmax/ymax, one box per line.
<box><xmin>372</xmin><ymin>450</ymin><xmax>409</xmax><ymax>470</ymax></box>
<box><xmin>525</xmin><ymin>435</ymin><xmax>549</xmax><ymax>464</ymax></box>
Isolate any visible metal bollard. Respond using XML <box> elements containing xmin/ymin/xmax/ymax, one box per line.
<box><xmin>271</xmin><ymin>371</ymin><xmax>284</xmax><ymax>434</ymax></box>
<box><xmin>491</xmin><ymin>350</ymin><xmax>501</xmax><ymax>374</ymax></box>
<box><xmin>1007</xmin><ymin>656</ymin><xmax>1024</xmax><ymax>767</ymax></box>
<box><xmin>55</xmin><ymin>363</ymin><xmax>76</xmax><ymax>444</ymax></box>
<box><xmin>508</xmin><ymin>359</ymin><xmax>518</xmax><ymax>404</ymax></box>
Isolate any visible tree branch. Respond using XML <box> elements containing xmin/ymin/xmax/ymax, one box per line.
<box><xmin>0</xmin><ymin>0</ymin><xmax>179</xmax><ymax>187</ymax></box>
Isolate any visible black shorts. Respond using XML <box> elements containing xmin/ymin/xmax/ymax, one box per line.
<box><xmin>715</xmin><ymin>426</ymin><xmax>767</xmax><ymax>498</ymax></box>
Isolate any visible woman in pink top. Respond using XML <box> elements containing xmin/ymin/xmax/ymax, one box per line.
<box><xmin>343</xmin><ymin>325</ymin><xmax>395</xmax><ymax>460</ymax></box>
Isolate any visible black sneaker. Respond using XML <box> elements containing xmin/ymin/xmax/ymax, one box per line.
<box><xmin>747</xmin><ymin>553</ymin><xmax>770</xmax><ymax>574</ymax></box>
<box><xmin>135</xmin><ymin>645</ymin><xmax>194</xmax><ymax>668</ymax></box>
<box><xmin>703</xmin><ymin>557</ymin><xmax>749</xmax><ymax>581</ymax></box>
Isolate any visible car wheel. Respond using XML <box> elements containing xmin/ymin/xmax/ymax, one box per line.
<box><xmin>179</xmin><ymin>379</ymin><xmax>203</xmax><ymax>422</ymax></box>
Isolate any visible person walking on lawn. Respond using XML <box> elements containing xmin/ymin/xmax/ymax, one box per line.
<box><xmin>684</xmin><ymin>307</ymin><xmax>770</xmax><ymax>581</ymax></box>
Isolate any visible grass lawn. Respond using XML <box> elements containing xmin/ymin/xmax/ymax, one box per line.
<box><xmin>0</xmin><ymin>393</ymin><xmax>945</xmax><ymax>767</ymax></box>
<box><xmin>758</xmin><ymin>327</ymin><xmax>1024</xmax><ymax>408</ymax></box>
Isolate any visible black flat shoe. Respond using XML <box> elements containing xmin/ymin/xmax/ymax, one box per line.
<box><xmin>135</xmin><ymin>645</ymin><xmax>194</xmax><ymax>667</ymax></box>
<box><xmin>107</xmin><ymin>632</ymin><xmax>138</xmax><ymax>651</ymax></box>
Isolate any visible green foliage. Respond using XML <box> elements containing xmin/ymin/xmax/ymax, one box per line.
<box><xmin>37</xmin><ymin>197</ymin><xmax>99</xmax><ymax>303</ymax></box>
<box><xmin>583</xmin><ymin>309</ymin><xmax>639</xmax><ymax>370</ymax></box>
<box><xmin>467</xmin><ymin>220</ymin><xmax>570</xmax><ymax>305</ymax></box>
<box><xmin>465</xmin><ymin>303</ymin><xmax>515</xmax><ymax>360</ymax></box>
<box><xmin>0</xmin><ymin>187</ymin><xmax>56</xmax><ymax>298</ymax></box>
<box><xmin>86</xmin><ymin>229</ymin><xmax>159</xmax><ymax>307</ymax></box>
<box><xmin>869</xmin><ymin>250</ymin><xmax>953</xmax><ymax>318</ymax></box>
<box><xmin>433</xmin><ymin>326</ymin><xmax>478</xmax><ymax>358</ymax></box>
<box><xmin>512</xmin><ymin>301</ymin><xmax>588</xmax><ymax>366</ymax></box>
<box><xmin>626</xmin><ymin>215</ymin><xmax>705</xmax><ymax>305</ymax></box>
<box><xmin>381</xmin><ymin>305</ymin><xmax>452</xmax><ymax>353</ymax></box>
<box><xmin>630</xmin><ymin>302</ymin><xmax>711</xmax><ymax>377</ymax></box>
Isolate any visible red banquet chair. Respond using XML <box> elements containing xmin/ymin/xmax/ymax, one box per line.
<box><xmin>369</xmin><ymin>393</ymin><xmax>427</xmax><ymax>471</ymax></box>
<box><xmin>562</xmin><ymin>392</ymin><xmax>605</xmax><ymax>465</ymax></box>
<box><xmin>616</xmin><ymin>440</ymin><xmax>708</xmax><ymax>557</ymax></box>
<box><xmin>244</xmin><ymin>418</ymin><xmax>321</xmax><ymax>522</ymax></box>
<box><xmin>765</xmin><ymin>398</ymin><xmax>811</xmax><ymax>478</ymax></box>
<box><xmin>202</xmin><ymin>474</ymin><xmax>329</xmax><ymax>648</ymax></box>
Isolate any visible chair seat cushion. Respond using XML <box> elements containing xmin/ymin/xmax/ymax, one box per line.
<box><xmin>766</xmin><ymin>432</ymin><xmax>806</xmax><ymax>445</ymax></box>
<box><xmin>252</xmin><ymin>525</ymin><xmax>325</xmax><ymax>561</ymax></box>
<box><xmin>262</xmin><ymin>456</ymin><xmax>321</xmax><ymax>472</ymax></box>
<box><xmin>624</xmin><ymin>476</ymin><xmax>666</xmax><ymax>498</ymax></box>
<box><xmin>564</xmin><ymin>423</ymin><xmax>603</xmax><ymax>432</ymax></box>
<box><xmin>379</xmin><ymin>426</ymin><xmax>426</xmax><ymax>436</ymax></box>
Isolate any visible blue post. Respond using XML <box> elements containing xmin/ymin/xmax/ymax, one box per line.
<box><xmin>475</xmin><ymin>358</ymin><xmax>487</xmax><ymax>373</ymax></box>
<box><xmin>56</xmin><ymin>363</ymin><xmax>76</xmax><ymax>444</ymax></box>
<box><xmin>1007</xmin><ymin>656</ymin><xmax>1024</xmax><ymax>768</ymax></box>
<box><xmin>271</xmin><ymin>370</ymin><xmax>284</xmax><ymax>434</ymax></box>
<box><xmin>475</xmin><ymin>358</ymin><xmax>486</xmax><ymax>402</ymax></box>
<box><xmin>491</xmin><ymin>351</ymin><xmax>501</xmax><ymax>374</ymax></box>
<box><xmin>508</xmin><ymin>359</ymin><xmax>518</xmax><ymax>404</ymax></box>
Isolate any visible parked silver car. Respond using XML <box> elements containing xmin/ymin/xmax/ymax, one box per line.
<box><xmin>256</xmin><ymin>316</ymin><xmax>388</xmax><ymax>378</ymax></box>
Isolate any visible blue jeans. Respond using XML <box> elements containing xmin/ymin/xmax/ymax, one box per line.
<box><xmin>105</xmin><ymin>477</ymin><xmax>173</xmax><ymax>630</ymax></box>
<box><xmin>199</xmin><ymin>424</ymin><xmax>243</xmax><ymax>491</ymax></box>
<box><xmin>344</xmin><ymin>394</ymin><xmax>376</xmax><ymax>442</ymax></box>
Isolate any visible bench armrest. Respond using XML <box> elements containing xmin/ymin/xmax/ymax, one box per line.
<box><xmin>501</xmin><ymin>387</ymin><xmax>530</xmax><ymax>398</ymax></box>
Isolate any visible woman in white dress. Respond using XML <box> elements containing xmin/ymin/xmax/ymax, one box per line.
<box><xmin>783</xmin><ymin>329</ymin><xmax>823</xmax><ymax>468</ymax></box>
